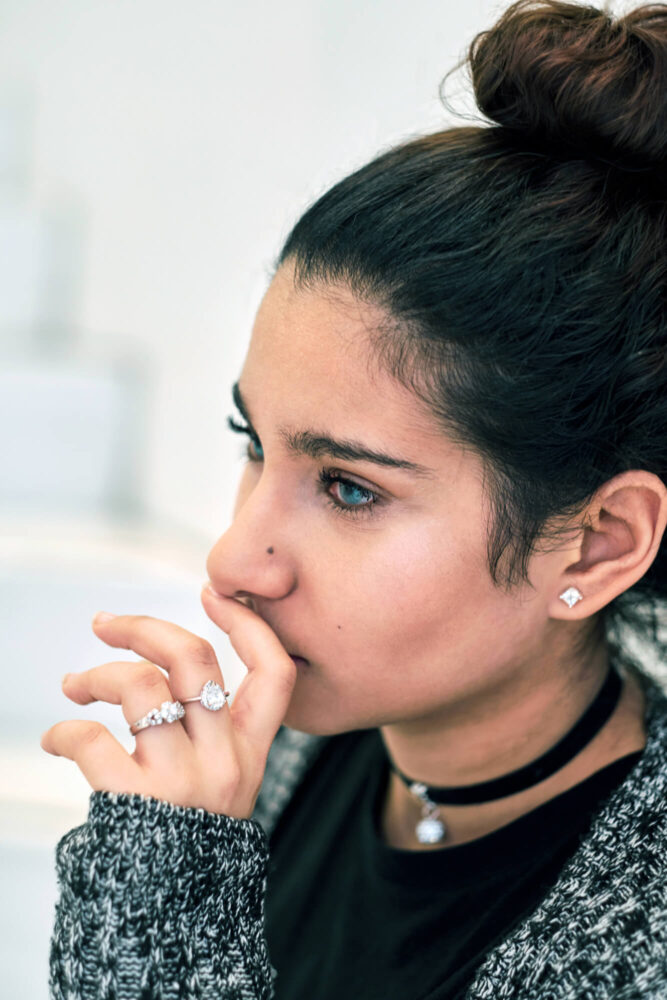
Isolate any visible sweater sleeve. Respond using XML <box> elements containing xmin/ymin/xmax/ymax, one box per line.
<box><xmin>48</xmin><ymin>789</ymin><xmax>276</xmax><ymax>1000</ymax></box>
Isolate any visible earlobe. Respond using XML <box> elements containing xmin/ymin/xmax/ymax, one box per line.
<box><xmin>551</xmin><ymin>471</ymin><xmax>667</xmax><ymax>619</ymax></box>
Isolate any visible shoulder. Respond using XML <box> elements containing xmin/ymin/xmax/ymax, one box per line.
<box><xmin>467</xmin><ymin>665</ymin><xmax>667</xmax><ymax>999</ymax></box>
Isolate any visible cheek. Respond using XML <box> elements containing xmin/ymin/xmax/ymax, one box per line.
<box><xmin>322</xmin><ymin>518</ymin><xmax>479</xmax><ymax>648</ymax></box>
<box><xmin>286</xmin><ymin>514</ymin><xmax>518</xmax><ymax>731</ymax></box>
<box><xmin>388</xmin><ymin>514</ymin><xmax>480</xmax><ymax>602</ymax></box>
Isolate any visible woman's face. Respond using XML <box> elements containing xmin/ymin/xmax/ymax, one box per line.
<box><xmin>206</xmin><ymin>263</ymin><xmax>562</xmax><ymax>736</ymax></box>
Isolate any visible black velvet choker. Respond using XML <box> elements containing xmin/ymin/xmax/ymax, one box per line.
<box><xmin>388</xmin><ymin>666</ymin><xmax>623</xmax><ymax>844</ymax></box>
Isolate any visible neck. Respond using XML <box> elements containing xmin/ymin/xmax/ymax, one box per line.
<box><xmin>379</xmin><ymin>643</ymin><xmax>646</xmax><ymax>851</ymax></box>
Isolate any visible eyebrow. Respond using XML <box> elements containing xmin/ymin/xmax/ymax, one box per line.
<box><xmin>232</xmin><ymin>381</ymin><xmax>436</xmax><ymax>478</ymax></box>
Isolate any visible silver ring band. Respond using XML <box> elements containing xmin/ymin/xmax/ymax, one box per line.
<box><xmin>129</xmin><ymin>680</ymin><xmax>230</xmax><ymax>735</ymax></box>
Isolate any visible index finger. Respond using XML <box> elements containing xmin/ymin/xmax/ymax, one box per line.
<box><xmin>91</xmin><ymin>613</ymin><xmax>223</xmax><ymax>680</ymax></box>
<box><xmin>200</xmin><ymin>591</ymin><xmax>297</xmax><ymax>752</ymax></box>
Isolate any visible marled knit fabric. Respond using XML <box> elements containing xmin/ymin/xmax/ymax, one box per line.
<box><xmin>49</xmin><ymin>659</ymin><xmax>667</xmax><ymax>1000</ymax></box>
<box><xmin>50</xmin><ymin>796</ymin><xmax>273</xmax><ymax>999</ymax></box>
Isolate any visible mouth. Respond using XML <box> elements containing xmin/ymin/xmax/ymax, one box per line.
<box><xmin>289</xmin><ymin>654</ymin><xmax>310</xmax><ymax>667</ymax></box>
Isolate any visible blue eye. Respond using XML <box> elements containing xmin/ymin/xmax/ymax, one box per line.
<box><xmin>317</xmin><ymin>469</ymin><xmax>380</xmax><ymax>518</ymax></box>
<box><xmin>225</xmin><ymin>415</ymin><xmax>381</xmax><ymax>519</ymax></box>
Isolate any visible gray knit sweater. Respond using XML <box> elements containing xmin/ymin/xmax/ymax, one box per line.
<box><xmin>49</xmin><ymin>659</ymin><xmax>667</xmax><ymax>1000</ymax></box>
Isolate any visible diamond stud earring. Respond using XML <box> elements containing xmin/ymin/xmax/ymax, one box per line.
<box><xmin>559</xmin><ymin>586</ymin><xmax>583</xmax><ymax>608</ymax></box>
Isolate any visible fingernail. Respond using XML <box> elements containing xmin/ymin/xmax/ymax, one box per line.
<box><xmin>93</xmin><ymin>611</ymin><xmax>116</xmax><ymax>624</ymax></box>
<box><xmin>62</xmin><ymin>673</ymin><xmax>71</xmax><ymax>686</ymax></box>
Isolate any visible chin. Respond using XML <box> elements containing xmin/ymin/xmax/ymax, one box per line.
<box><xmin>280</xmin><ymin>688</ymin><xmax>372</xmax><ymax>737</ymax></box>
<box><xmin>281</xmin><ymin>708</ymin><xmax>347</xmax><ymax>737</ymax></box>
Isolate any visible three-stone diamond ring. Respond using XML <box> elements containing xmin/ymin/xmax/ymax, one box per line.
<box><xmin>129</xmin><ymin>679</ymin><xmax>231</xmax><ymax>735</ymax></box>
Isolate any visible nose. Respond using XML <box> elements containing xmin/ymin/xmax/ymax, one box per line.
<box><xmin>205</xmin><ymin>474</ymin><xmax>298</xmax><ymax>602</ymax></box>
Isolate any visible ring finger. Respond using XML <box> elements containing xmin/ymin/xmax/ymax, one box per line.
<box><xmin>63</xmin><ymin>660</ymin><xmax>192</xmax><ymax>768</ymax></box>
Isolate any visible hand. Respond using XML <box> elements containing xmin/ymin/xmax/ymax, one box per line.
<box><xmin>39</xmin><ymin>586</ymin><xmax>298</xmax><ymax>818</ymax></box>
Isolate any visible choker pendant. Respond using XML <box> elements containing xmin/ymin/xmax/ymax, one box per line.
<box><xmin>409</xmin><ymin>782</ymin><xmax>447</xmax><ymax>844</ymax></box>
<box><xmin>390</xmin><ymin>666</ymin><xmax>623</xmax><ymax>848</ymax></box>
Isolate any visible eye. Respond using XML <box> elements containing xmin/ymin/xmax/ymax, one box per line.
<box><xmin>317</xmin><ymin>469</ymin><xmax>381</xmax><ymax>518</ymax></box>
<box><xmin>226</xmin><ymin>415</ymin><xmax>381</xmax><ymax>519</ymax></box>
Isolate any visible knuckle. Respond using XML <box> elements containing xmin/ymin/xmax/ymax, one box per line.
<box><xmin>133</xmin><ymin>664</ymin><xmax>166</xmax><ymax>692</ymax></box>
<box><xmin>132</xmin><ymin>614</ymin><xmax>153</xmax><ymax>626</ymax></box>
<box><xmin>183</xmin><ymin>638</ymin><xmax>218</xmax><ymax>669</ymax></box>
<box><xmin>78</xmin><ymin>723</ymin><xmax>107</xmax><ymax>747</ymax></box>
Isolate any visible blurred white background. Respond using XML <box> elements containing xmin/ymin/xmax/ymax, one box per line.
<box><xmin>0</xmin><ymin>0</ymin><xmax>612</xmax><ymax>996</ymax></box>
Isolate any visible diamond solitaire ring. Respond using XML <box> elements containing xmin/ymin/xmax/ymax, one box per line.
<box><xmin>129</xmin><ymin>680</ymin><xmax>231</xmax><ymax>735</ymax></box>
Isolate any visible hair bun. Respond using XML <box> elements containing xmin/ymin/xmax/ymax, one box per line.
<box><xmin>468</xmin><ymin>0</ymin><xmax>667</xmax><ymax>170</ymax></box>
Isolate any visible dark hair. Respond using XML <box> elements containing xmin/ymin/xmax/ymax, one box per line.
<box><xmin>274</xmin><ymin>0</ymin><xmax>667</xmax><ymax>666</ymax></box>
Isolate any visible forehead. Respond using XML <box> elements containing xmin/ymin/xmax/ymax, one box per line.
<box><xmin>250</xmin><ymin>266</ymin><xmax>378</xmax><ymax>377</ymax></box>
<box><xmin>243</xmin><ymin>264</ymin><xmax>441</xmax><ymax>445</ymax></box>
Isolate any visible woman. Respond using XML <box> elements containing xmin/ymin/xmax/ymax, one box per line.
<box><xmin>43</xmin><ymin>1</ymin><xmax>667</xmax><ymax>997</ymax></box>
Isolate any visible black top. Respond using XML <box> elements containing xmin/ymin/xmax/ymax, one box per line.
<box><xmin>265</xmin><ymin>726</ymin><xmax>644</xmax><ymax>1000</ymax></box>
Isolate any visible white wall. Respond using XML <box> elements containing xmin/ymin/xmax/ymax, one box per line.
<box><xmin>0</xmin><ymin>0</ymin><xmax>512</xmax><ymax>540</ymax></box>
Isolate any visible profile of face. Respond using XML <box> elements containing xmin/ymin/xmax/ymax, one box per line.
<box><xmin>205</xmin><ymin>262</ymin><xmax>567</xmax><ymax>736</ymax></box>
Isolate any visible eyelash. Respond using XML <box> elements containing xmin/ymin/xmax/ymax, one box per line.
<box><xmin>226</xmin><ymin>415</ymin><xmax>381</xmax><ymax>519</ymax></box>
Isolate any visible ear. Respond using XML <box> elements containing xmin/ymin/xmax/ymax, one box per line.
<box><xmin>548</xmin><ymin>470</ymin><xmax>667</xmax><ymax>620</ymax></box>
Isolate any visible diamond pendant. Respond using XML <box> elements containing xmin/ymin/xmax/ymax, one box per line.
<box><xmin>416</xmin><ymin>815</ymin><xmax>447</xmax><ymax>844</ymax></box>
<box><xmin>410</xmin><ymin>781</ymin><xmax>447</xmax><ymax>844</ymax></box>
